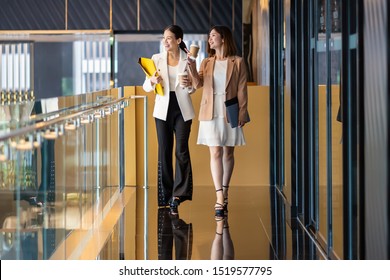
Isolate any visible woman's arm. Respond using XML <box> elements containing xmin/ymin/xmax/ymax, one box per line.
<box><xmin>187</xmin><ymin>58</ymin><xmax>206</xmax><ymax>89</ymax></box>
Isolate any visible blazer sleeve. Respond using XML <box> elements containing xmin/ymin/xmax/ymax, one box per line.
<box><xmin>188</xmin><ymin>58</ymin><xmax>206</xmax><ymax>89</ymax></box>
<box><xmin>237</xmin><ymin>58</ymin><xmax>250</xmax><ymax>123</ymax></box>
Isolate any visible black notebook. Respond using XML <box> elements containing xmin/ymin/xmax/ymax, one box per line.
<box><xmin>224</xmin><ymin>97</ymin><xmax>239</xmax><ymax>128</ymax></box>
<box><xmin>225</xmin><ymin>97</ymin><xmax>250</xmax><ymax>128</ymax></box>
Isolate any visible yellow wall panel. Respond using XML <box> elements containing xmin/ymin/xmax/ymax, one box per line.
<box><xmin>125</xmin><ymin>85</ymin><xmax>270</xmax><ymax>188</ymax></box>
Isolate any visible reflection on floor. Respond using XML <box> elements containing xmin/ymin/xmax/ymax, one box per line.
<box><xmin>0</xmin><ymin>185</ymin><xmax>328</xmax><ymax>260</ymax></box>
<box><xmin>120</xmin><ymin>185</ymin><xmax>327</xmax><ymax>260</ymax></box>
<box><xmin>157</xmin><ymin>208</ymin><xmax>193</xmax><ymax>260</ymax></box>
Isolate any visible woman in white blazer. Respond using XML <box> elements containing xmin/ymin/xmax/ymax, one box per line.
<box><xmin>143</xmin><ymin>25</ymin><xmax>195</xmax><ymax>215</ymax></box>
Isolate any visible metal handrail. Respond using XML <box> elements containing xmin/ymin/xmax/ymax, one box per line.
<box><xmin>0</xmin><ymin>96</ymin><xmax>130</xmax><ymax>141</ymax></box>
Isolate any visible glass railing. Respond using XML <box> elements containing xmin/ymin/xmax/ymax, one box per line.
<box><xmin>0</xmin><ymin>88</ymin><xmax>131</xmax><ymax>260</ymax></box>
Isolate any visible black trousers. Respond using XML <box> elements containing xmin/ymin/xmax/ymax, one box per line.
<box><xmin>155</xmin><ymin>92</ymin><xmax>193</xmax><ymax>206</ymax></box>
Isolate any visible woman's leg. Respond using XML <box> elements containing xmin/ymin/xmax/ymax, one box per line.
<box><xmin>222</xmin><ymin>146</ymin><xmax>235</xmax><ymax>203</ymax></box>
<box><xmin>155</xmin><ymin>118</ymin><xmax>174</xmax><ymax>206</ymax></box>
<box><xmin>173</xmin><ymin>117</ymin><xmax>193</xmax><ymax>201</ymax></box>
<box><xmin>209</xmin><ymin>146</ymin><xmax>224</xmax><ymax>205</ymax></box>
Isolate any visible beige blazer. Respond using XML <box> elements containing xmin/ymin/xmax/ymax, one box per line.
<box><xmin>143</xmin><ymin>50</ymin><xmax>195</xmax><ymax>121</ymax></box>
<box><xmin>188</xmin><ymin>56</ymin><xmax>250</xmax><ymax>123</ymax></box>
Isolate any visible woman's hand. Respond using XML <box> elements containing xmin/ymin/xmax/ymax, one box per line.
<box><xmin>238</xmin><ymin>121</ymin><xmax>246</xmax><ymax>128</ymax></box>
<box><xmin>186</xmin><ymin>51</ymin><xmax>197</xmax><ymax>65</ymax></box>
<box><xmin>150</xmin><ymin>71</ymin><xmax>162</xmax><ymax>85</ymax></box>
<box><xmin>180</xmin><ymin>75</ymin><xmax>192</xmax><ymax>88</ymax></box>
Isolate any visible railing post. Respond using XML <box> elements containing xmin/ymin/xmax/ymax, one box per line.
<box><xmin>130</xmin><ymin>95</ymin><xmax>148</xmax><ymax>259</ymax></box>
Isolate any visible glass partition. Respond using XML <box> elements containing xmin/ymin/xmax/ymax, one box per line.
<box><xmin>314</xmin><ymin>0</ymin><xmax>343</xmax><ymax>257</ymax></box>
<box><xmin>0</xmin><ymin>89</ymin><xmax>129</xmax><ymax>259</ymax></box>
<box><xmin>0</xmin><ymin>34</ymin><xmax>111</xmax><ymax>100</ymax></box>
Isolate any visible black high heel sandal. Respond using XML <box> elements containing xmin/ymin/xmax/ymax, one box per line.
<box><xmin>215</xmin><ymin>189</ymin><xmax>225</xmax><ymax>221</ymax></box>
<box><xmin>169</xmin><ymin>197</ymin><xmax>180</xmax><ymax>215</ymax></box>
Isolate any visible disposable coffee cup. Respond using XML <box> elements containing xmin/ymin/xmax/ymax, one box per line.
<box><xmin>177</xmin><ymin>73</ymin><xmax>188</xmax><ymax>87</ymax></box>
<box><xmin>189</xmin><ymin>44</ymin><xmax>200</xmax><ymax>59</ymax></box>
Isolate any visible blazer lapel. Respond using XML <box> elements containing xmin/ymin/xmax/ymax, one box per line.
<box><xmin>205</xmin><ymin>57</ymin><xmax>215</xmax><ymax>91</ymax></box>
<box><xmin>177</xmin><ymin>50</ymin><xmax>188</xmax><ymax>72</ymax></box>
<box><xmin>176</xmin><ymin>51</ymin><xmax>189</xmax><ymax>88</ymax></box>
<box><xmin>156</xmin><ymin>52</ymin><xmax>168</xmax><ymax>89</ymax></box>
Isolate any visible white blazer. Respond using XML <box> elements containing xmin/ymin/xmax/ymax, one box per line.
<box><xmin>142</xmin><ymin>50</ymin><xmax>196</xmax><ymax>122</ymax></box>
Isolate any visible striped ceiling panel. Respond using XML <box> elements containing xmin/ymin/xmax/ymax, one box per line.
<box><xmin>68</xmin><ymin>0</ymin><xmax>110</xmax><ymax>29</ymax></box>
<box><xmin>112</xmin><ymin>0</ymin><xmax>138</xmax><ymax>31</ymax></box>
<box><xmin>176</xmin><ymin>0</ymin><xmax>210</xmax><ymax>32</ymax></box>
<box><xmin>139</xmin><ymin>0</ymin><xmax>173</xmax><ymax>31</ymax></box>
<box><xmin>0</xmin><ymin>0</ymin><xmax>65</xmax><ymax>30</ymax></box>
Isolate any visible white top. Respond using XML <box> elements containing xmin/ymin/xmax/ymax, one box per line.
<box><xmin>213</xmin><ymin>60</ymin><xmax>227</xmax><ymax>119</ymax></box>
<box><xmin>168</xmin><ymin>65</ymin><xmax>178</xmax><ymax>90</ymax></box>
<box><xmin>213</xmin><ymin>60</ymin><xmax>227</xmax><ymax>95</ymax></box>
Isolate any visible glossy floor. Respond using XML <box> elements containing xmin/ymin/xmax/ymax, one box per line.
<box><xmin>114</xmin><ymin>185</ymin><xmax>327</xmax><ymax>260</ymax></box>
<box><xmin>0</xmin><ymin>184</ymin><xmax>327</xmax><ymax>260</ymax></box>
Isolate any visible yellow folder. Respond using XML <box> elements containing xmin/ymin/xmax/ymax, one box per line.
<box><xmin>138</xmin><ymin>57</ymin><xmax>164</xmax><ymax>96</ymax></box>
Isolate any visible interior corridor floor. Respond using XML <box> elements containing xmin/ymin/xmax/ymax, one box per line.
<box><xmin>0</xmin><ymin>184</ymin><xmax>328</xmax><ymax>260</ymax></box>
<box><xmin>117</xmin><ymin>185</ymin><xmax>327</xmax><ymax>260</ymax></box>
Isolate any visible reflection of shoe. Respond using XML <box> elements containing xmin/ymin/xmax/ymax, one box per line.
<box><xmin>169</xmin><ymin>197</ymin><xmax>180</xmax><ymax>215</ymax></box>
<box><xmin>170</xmin><ymin>214</ymin><xmax>181</xmax><ymax>229</ymax></box>
<box><xmin>223</xmin><ymin>185</ymin><xmax>229</xmax><ymax>214</ymax></box>
<box><xmin>215</xmin><ymin>203</ymin><xmax>224</xmax><ymax>221</ymax></box>
<box><xmin>215</xmin><ymin>189</ymin><xmax>225</xmax><ymax>221</ymax></box>
<box><xmin>28</xmin><ymin>197</ymin><xmax>44</xmax><ymax>207</ymax></box>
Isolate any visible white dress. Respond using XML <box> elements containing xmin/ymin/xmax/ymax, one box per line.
<box><xmin>197</xmin><ymin>60</ymin><xmax>246</xmax><ymax>147</ymax></box>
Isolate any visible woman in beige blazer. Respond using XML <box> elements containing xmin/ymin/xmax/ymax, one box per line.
<box><xmin>187</xmin><ymin>25</ymin><xmax>250</xmax><ymax>221</ymax></box>
<box><xmin>143</xmin><ymin>25</ymin><xmax>195</xmax><ymax>215</ymax></box>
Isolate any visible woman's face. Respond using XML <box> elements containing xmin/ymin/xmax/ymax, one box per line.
<box><xmin>162</xmin><ymin>29</ymin><xmax>180</xmax><ymax>52</ymax></box>
<box><xmin>208</xmin><ymin>29</ymin><xmax>223</xmax><ymax>50</ymax></box>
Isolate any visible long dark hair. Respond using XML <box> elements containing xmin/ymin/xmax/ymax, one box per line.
<box><xmin>164</xmin><ymin>24</ymin><xmax>188</xmax><ymax>53</ymax></box>
<box><xmin>207</xmin><ymin>25</ymin><xmax>237</xmax><ymax>57</ymax></box>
